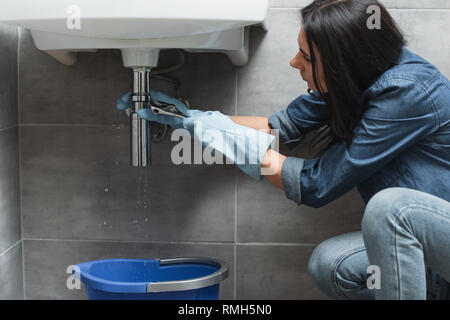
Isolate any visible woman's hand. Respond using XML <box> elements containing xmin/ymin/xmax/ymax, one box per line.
<box><xmin>116</xmin><ymin>90</ymin><xmax>191</xmax><ymax>116</ymax></box>
<box><xmin>116</xmin><ymin>90</ymin><xmax>207</xmax><ymax>132</ymax></box>
<box><xmin>116</xmin><ymin>90</ymin><xmax>283</xmax><ymax>182</ymax></box>
<box><xmin>261</xmin><ymin>149</ymin><xmax>286</xmax><ymax>190</ymax></box>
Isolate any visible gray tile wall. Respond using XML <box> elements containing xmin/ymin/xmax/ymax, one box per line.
<box><xmin>16</xmin><ymin>0</ymin><xmax>450</xmax><ymax>300</ymax></box>
<box><xmin>0</xmin><ymin>23</ymin><xmax>22</xmax><ymax>299</ymax></box>
<box><xmin>19</xmin><ymin>30</ymin><xmax>237</xmax><ymax>299</ymax></box>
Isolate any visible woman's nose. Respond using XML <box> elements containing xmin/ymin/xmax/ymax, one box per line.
<box><xmin>290</xmin><ymin>53</ymin><xmax>304</xmax><ymax>71</ymax></box>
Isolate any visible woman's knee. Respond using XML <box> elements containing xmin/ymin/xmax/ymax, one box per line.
<box><xmin>308</xmin><ymin>239</ymin><xmax>340</xmax><ymax>299</ymax></box>
<box><xmin>308</xmin><ymin>241</ymin><xmax>330</xmax><ymax>286</ymax></box>
<box><xmin>308</xmin><ymin>232</ymin><xmax>367</xmax><ymax>300</ymax></box>
<box><xmin>361</xmin><ymin>187</ymin><xmax>416</xmax><ymax>239</ymax></box>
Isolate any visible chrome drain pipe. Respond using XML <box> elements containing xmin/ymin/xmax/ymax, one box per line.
<box><xmin>130</xmin><ymin>67</ymin><xmax>151</xmax><ymax>167</ymax></box>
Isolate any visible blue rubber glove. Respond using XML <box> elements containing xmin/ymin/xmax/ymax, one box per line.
<box><xmin>115</xmin><ymin>91</ymin><xmax>133</xmax><ymax>111</ymax></box>
<box><xmin>116</xmin><ymin>91</ymin><xmax>275</xmax><ymax>180</ymax></box>
<box><xmin>116</xmin><ymin>90</ymin><xmax>205</xmax><ymax>133</ymax></box>
<box><xmin>139</xmin><ymin>107</ymin><xmax>275</xmax><ymax>180</ymax></box>
<box><xmin>116</xmin><ymin>90</ymin><xmax>191</xmax><ymax>114</ymax></box>
<box><xmin>116</xmin><ymin>90</ymin><xmax>205</xmax><ymax>134</ymax></box>
<box><xmin>188</xmin><ymin>110</ymin><xmax>276</xmax><ymax>180</ymax></box>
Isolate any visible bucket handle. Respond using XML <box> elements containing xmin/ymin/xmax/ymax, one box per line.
<box><xmin>146</xmin><ymin>257</ymin><xmax>229</xmax><ymax>293</ymax></box>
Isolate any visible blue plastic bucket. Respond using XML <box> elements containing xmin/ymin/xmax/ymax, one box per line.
<box><xmin>73</xmin><ymin>257</ymin><xmax>229</xmax><ymax>300</ymax></box>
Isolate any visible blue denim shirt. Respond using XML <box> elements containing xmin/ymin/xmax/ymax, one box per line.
<box><xmin>269</xmin><ymin>47</ymin><xmax>450</xmax><ymax>209</ymax></box>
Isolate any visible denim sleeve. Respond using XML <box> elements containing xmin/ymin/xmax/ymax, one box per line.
<box><xmin>281</xmin><ymin>78</ymin><xmax>439</xmax><ymax>208</ymax></box>
<box><xmin>268</xmin><ymin>91</ymin><xmax>329</xmax><ymax>150</ymax></box>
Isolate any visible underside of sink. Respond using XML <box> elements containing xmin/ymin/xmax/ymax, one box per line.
<box><xmin>0</xmin><ymin>0</ymin><xmax>269</xmax><ymax>66</ymax></box>
<box><xmin>31</xmin><ymin>27</ymin><xmax>253</xmax><ymax>67</ymax></box>
<box><xmin>0</xmin><ymin>0</ymin><xmax>271</xmax><ymax>167</ymax></box>
<box><xmin>2</xmin><ymin>0</ymin><xmax>269</xmax><ymax>39</ymax></box>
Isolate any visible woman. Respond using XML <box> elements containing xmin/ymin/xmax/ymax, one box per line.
<box><xmin>117</xmin><ymin>0</ymin><xmax>450</xmax><ymax>299</ymax></box>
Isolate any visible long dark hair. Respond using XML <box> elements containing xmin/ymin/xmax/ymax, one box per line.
<box><xmin>301</xmin><ymin>0</ymin><xmax>406</xmax><ymax>156</ymax></box>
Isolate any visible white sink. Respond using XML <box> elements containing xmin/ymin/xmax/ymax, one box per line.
<box><xmin>0</xmin><ymin>0</ymin><xmax>271</xmax><ymax>167</ymax></box>
<box><xmin>0</xmin><ymin>0</ymin><xmax>270</xmax><ymax>66</ymax></box>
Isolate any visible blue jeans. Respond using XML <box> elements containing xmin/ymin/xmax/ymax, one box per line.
<box><xmin>308</xmin><ymin>187</ymin><xmax>450</xmax><ymax>300</ymax></box>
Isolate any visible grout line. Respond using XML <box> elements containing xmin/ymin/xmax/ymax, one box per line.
<box><xmin>234</xmin><ymin>170</ymin><xmax>237</xmax><ymax>300</ymax></box>
<box><xmin>0</xmin><ymin>239</ymin><xmax>21</xmax><ymax>258</ymax></box>
<box><xmin>233</xmin><ymin>67</ymin><xmax>238</xmax><ymax>300</ymax></box>
<box><xmin>387</xmin><ymin>8</ymin><xmax>450</xmax><ymax>11</ymax></box>
<box><xmin>21</xmin><ymin>237</ymin><xmax>318</xmax><ymax>246</ymax></box>
<box><xmin>236</xmin><ymin>242</ymin><xmax>316</xmax><ymax>247</ymax></box>
<box><xmin>19</xmin><ymin>123</ymin><xmax>125</xmax><ymax>127</ymax></box>
<box><xmin>270</xmin><ymin>7</ymin><xmax>450</xmax><ymax>11</ymax></box>
<box><xmin>235</xmin><ymin>69</ymin><xmax>239</xmax><ymax>117</ymax></box>
<box><xmin>22</xmin><ymin>237</ymin><xmax>235</xmax><ymax>245</ymax></box>
<box><xmin>0</xmin><ymin>123</ymin><xmax>18</xmax><ymax>132</ymax></box>
<box><xmin>234</xmin><ymin>234</ymin><xmax>237</xmax><ymax>300</ymax></box>
<box><xmin>269</xmin><ymin>7</ymin><xmax>310</xmax><ymax>9</ymax></box>
<box><xmin>17</xmin><ymin>26</ymin><xmax>26</xmax><ymax>300</ymax></box>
